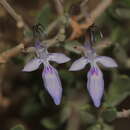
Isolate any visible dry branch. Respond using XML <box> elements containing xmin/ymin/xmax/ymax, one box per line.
<box><xmin>53</xmin><ymin>0</ymin><xmax>64</xmax><ymax>15</ymax></box>
<box><xmin>0</xmin><ymin>43</ymin><xmax>24</xmax><ymax>63</ymax></box>
<box><xmin>117</xmin><ymin>109</ymin><xmax>130</xmax><ymax>118</ymax></box>
<box><xmin>69</xmin><ymin>0</ymin><xmax>112</xmax><ymax>40</ymax></box>
<box><xmin>0</xmin><ymin>0</ymin><xmax>113</xmax><ymax>63</ymax></box>
<box><xmin>0</xmin><ymin>0</ymin><xmax>29</xmax><ymax>30</ymax></box>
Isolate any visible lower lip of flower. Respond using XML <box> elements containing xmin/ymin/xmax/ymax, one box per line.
<box><xmin>90</xmin><ymin>67</ymin><xmax>98</xmax><ymax>76</ymax></box>
<box><xmin>44</xmin><ymin>66</ymin><xmax>53</xmax><ymax>74</ymax></box>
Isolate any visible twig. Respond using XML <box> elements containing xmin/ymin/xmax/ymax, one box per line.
<box><xmin>94</xmin><ymin>39</ymin><xmax>112</xmax><ymax>53</ymax></box>
<box><xmin>42</xmin><ymin>27</ymin><xmax>65</xmax><ymax>47</ymax></box>
<box><xmin>0</xmin><ymin>0</ymin><xmax>112</xmax><ymax>63</ymax></box>
<box><xmin>69</xmin><ymin>0</ymin><xmax>112</xmax><ymax>40</ymax></box>
<box><xmin>0</xmin><ymin>43</ymin><xmax>24</xmax><ymax>63</ymax></box>
<box><xmin>82</xmin><ymin>0</ymin><xmax>112</xmax><ymax>28</ymax></box>
<box><xmin>66</xmin><ymin>106</ymin><xmax>80</xmax><ymax>130</ymax></box>
<box><xmin>0</xmin><ymin>0</ymin><xmax>29</xmax><ymax>30</ymax></box>
<box><xmin>45</xmin><ymin>18</ymin><xmax>60</xmax><ymax>34</ymax></box>
<box><xmin>0</xmin><ymin>16</ymin><xmax>63</xmax><ymax>63</ymax></box>
<box><xmin>80</xmin><ymin>0</ymin><xmax>89</xmax><ymax>7</ymax></box>
<box><xmin>80</xmin><ymin>0</ymin><xmax>89</xmax><ymax>17</ymax></box>
<box><xmin>53</xmin><ymin>0</ymin><xmax>64</xmax><ymax>15</ymax></box>
<box><xmin>117</xmin><ymin>109</ymin><xmax>130</xmax><ymax>118</ymax></box>
<box><xmin>66</xmin><ymin>92</ymin><xmax>86</xmax><ymax>130</ymax></box>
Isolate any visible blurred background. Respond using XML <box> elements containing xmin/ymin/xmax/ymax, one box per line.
<box><xmin>0</xmin><ymin>0</ymin><xmax>130</xmax><ymax>130</ymax></box>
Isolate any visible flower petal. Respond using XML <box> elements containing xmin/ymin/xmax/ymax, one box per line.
<box><xmin>42</xmin><ymin>65</ymin><xmax>62</xmax><ymax>105</ymax></box>
<box><xmin>96</xmin><ymin>56</ymin><xmax>118</xmax><ymax>68</ymax></box>
<box><xmin>48</xmin><ymin>53</ymin><xmax>70</xmax><ymax>64</ymax></box>
<box><xmin>22</xmin><ymin>58</ymin><xmax>41</xmax><ymax>72</ymax></box>
<box><xmin>87</xmin><ymin>65</ymin><xmax>104</xmax><ymax>107</ymax></box>
<box><xmin>69</xmin><ymin>57</ymin><xmax>89</xmax><ymax>71</ymax></box>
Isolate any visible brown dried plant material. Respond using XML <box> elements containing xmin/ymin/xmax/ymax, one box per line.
<box><xmin>68</xmin><ymin>0</ymin><xmax>112</xmax><ymax>40</ymax></box>
<box><xmin>0</xmin><ymin>43</ymin><xmax>24</xmax><ymax>63</ymax></box>
<box><xmin>0</xmin><ymin>95</ymin><xmax>11</xmax><ymax>108</ymax></box>
<box><xmin>69</xmin><ymin>16</ymin><xmax>83</xmax><ymax>40</ymax></box>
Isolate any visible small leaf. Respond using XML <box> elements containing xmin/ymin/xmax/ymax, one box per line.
<box><xmin>80</xmin><ymin>111</ymin><xmax>96</xmax><ymax>124</ymax></box>
<box><xmin>24</xmin><ymin>30</ymin><xmax>33</xmax><ymax>38</ymax></box>
<box><xmin>36</xmin><ymin>4</ymin><xmax>54</xmax><ymax>27</ymax></box>
<box><xmin>64</xmin><ymin>41</ymin><xmax>81</xmax><ymax>54</ymax></box>
<box><xmin>21</xmin><ymin>98</ymin><xmax>42</xmax><ymax>118</ymax></box>
<box><xmin>119</xmin><ymin>0</ymin><xmax>130</xmax><ymax>8</ymax></box>
<box><xmin>88</xmin><ymin>123</ymin><xmax>102</xmax><ymax>130</ymax></box>
<box><xmin>101</xmin><ymin>108</ymin><xmax>117</xmax><ymax>122</ymax></box>
<box><xmin>41</xmin><ymin>117</ymin><xmax>60</xmax><ymax>129</ymax></box>
<box><xmin>88</xmin><ymin>123</ymin><xmax>113</xmax><ymax>130</ymax></box>
<box><xmin>102</xmin><ymin>123</ymin><xmax>114</xmax><ymax>130</ymax></box>
<box><xmin>11</xmin><ymin>124</ymin><xmax>25</xmax><ymax>130</ymax></box>
<box><xmin>104</xmin><ymin>75</ymin><xmax>130</xmax><ymax>107</ymax></box>
<box><xmin>110</xmin><ymin>27</ymin><xmax>122</xmax><ymax>42</ymax></box>
<box><xmin>114</xmin><ymin>44</ymin><xmax>128</xmax><ymax>66</ymax></box>
<box><xmin>59</xmin><ymin>70</ymin><xmax>74</xmax><ymax>84</ymax></box>
<box><xmin>115</xmin><ymin>8</ymin><xmax>130</xmax><ymax>19</ymax></box>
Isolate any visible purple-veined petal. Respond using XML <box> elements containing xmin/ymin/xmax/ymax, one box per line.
<box><xmin>87</xmin><ymin>65</ymin><xmax>104</xmax><ymax>107</ymax></box>
<box><xmin>42</xmin><ymin>65</ymin><xmax>62</xmax><ymax>105</ymax></box>
<box><xmin>48</xmin><ymin>53</ymin><xmax>70</xmax><ymax>64</ymax></box>
<box><xmin>69</xmin><ymin>57</ymin><xmax>89</xmax><ymax>71</ymax></box>
<box><xmin>22</xmin><ymin>58</ymin><xmax>42</xmax><ymax>72</ymax></box>
<box><xmin>96</xmin><ymin>56</ymin><xmax>118</xmax><ymax>68</ymax></box>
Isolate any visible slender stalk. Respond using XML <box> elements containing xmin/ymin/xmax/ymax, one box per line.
<box><xmin>53</xmin><ymin>0</ymin><xmax>64</xmax><ymax>15</ymax></box>
<box><xmin>0</xmin><ymin>0</ymin><xmax>29</xmax><ymax>30</ymax></box>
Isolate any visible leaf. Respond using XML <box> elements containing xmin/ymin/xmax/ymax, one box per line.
<box><xmin>24</xmin><ymin>30</ymin><xmax>33</xmax><ymax>38</ymax></box>
<box><xmin>104</xmin><ymin>75</ymin><xmax>130</xmax><ymax>107</ymax></box>
<box><xmin>36</xmin><ymin>4</ymin><xmax>54</xmax><ymax>27</ymax></box>
<box><xmin>41</xmin><ymin>117</ymin><xmax>60</xmax><ymax>129</ymax></box>
<box><xmin>107</xmin><ymin>2</ymin><xmax>130</xmax><ymax>22</ymax></box>
<box><xmin>115</xmin><ymin>8</ymin><xmax>130</xmax><ymax>19</ymax></box>
<box><xmin>102</xmin><ymin>123</ymin><xmax>114</xmax><ymax>130</ymax></box>
<box><xmin>24</xmin><ymin>3</ymin><xmax>54</xmax><ymax>38</ymax></box>
<box><xmin>80</xmin><ymin>111</ymin><xmax>96</xmax><ymax>124</ymax></box>
<box><xmin>88</xmin><ymin>123</ymin><xmax>102</xmax><ymax>130</ymax></box>
<box><xmin>11</xmin><ymin>124</ymin><xmax>25</xmax><ymax>130</ymax></box>
<box><xmin>88</xmin><ymin>123</ymin><xmax>113</xmax><ymax>130</ymax></box>
<box><xmin>101</xmin><ymin>108</ymin><xmax>117</xmax><ymax>122</ymax></box>
<box><xmin>21</xmin><ymin>98</ymin><xmax>42</xmax><ymax>118</ymax></box>
<box><xmin>119</xmin><ymin>0</ymin><xmax>130</xmax><ymax>8</ymax></box>
<box><xmin>64</xmin><ymin>41</ymin><xmax>81</xmax><ymax>54</ymax></box>
<box><xmin>59</xmin><ymin>70</ymin><xmax>74</xmax><ymax>85</ymax></box>
<box><xmin>110</xmin><ymin>27</ymin><xmax>122</xmax><ymax>42</ymax></box>
<box><xmin>41</xmin><ymin>118</ymin><xmax>57</xmax><ymax>129</ymax></box>
<box><xmin>114</xmin><ymin>44</ymin><xmax>128</xmax><ymax>66</ymax></box>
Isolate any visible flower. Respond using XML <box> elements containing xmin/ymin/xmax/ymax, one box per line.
<box><xmin>22</xmin><ymin>40</ymin><xmax>70</xmax><ymax>105</ymax></box>
<box><xmin>69</xmin><ymin>43</ymin><xmax>117</xmax><ymax>107</ymax></box>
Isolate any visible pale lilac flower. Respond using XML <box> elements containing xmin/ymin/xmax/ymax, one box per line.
<box><xmin>22</xmin><ymin>40</ymin><xmax>70</xmax><ymax>105</ymax></box>
<box><xmin>69</xmin><ymin>43</ymin><xmax>117</xmax><ymax>107</ymax></box>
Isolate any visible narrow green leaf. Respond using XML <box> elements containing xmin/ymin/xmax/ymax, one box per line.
<box><xmin>64</xmin><ymin>41</ymin><xmax>81</xmax><ymax>54</ymax></box>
